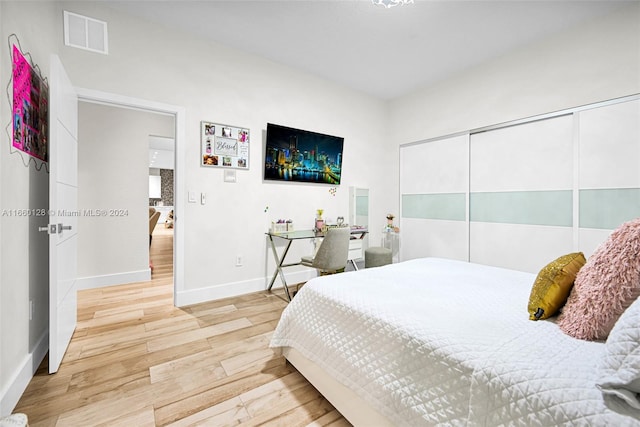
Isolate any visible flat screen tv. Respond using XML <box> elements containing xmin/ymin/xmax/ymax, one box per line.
<box><xmin>264</xmin><ymin>123</ymin><xmax>344</xmax><ymax>185</ymax></box>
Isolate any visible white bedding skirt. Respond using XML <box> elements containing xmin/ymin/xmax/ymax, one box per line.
<box><xmin>283</xmin><ymin>347</ymin><xmax>394</xmax><ymax>426</ymax></box>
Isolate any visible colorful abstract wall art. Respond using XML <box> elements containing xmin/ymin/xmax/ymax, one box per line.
<box><xmin>12</xmin><ymin>45</ymin><xmax>49</xmax><ymax>162</ymax></box>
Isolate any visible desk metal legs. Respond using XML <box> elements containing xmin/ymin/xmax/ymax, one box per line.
<box><xmin>267</xmin><ymin>234</ymin><xmax>293</xmax><ymax>301</ymax></box>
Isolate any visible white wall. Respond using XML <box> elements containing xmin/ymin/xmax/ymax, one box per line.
<box><xmin>53</xmin><ymin>1</ymin><xmax>392</xmax><ymax>304</ymax></box>
<box><xmin>77</xmin><ymin>102</ymin><xmax>174</xmax><ymax>287</ymax></box>
<box><xmin>0</xmin><ymin>1</ymin><xmax>58</xmax><ymax>415</ymax></box>
<box><xmin>389</xmin><ymin>2</ymin><xmax>640</xmax><ymax>144</ymax></box>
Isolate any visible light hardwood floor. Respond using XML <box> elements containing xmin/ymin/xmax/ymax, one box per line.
<box><xmin>15</xmin><ymin>226</ymin><xmax>350</xmax><ymax>426</ymax></box>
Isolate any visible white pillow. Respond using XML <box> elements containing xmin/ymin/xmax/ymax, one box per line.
<box><xmin>597</xmin><ymin>295</ymin><xmax>640</xmax><ymax>414</ymax></box>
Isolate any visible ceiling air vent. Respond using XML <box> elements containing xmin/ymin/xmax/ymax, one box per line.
<box><xmin>63</xmin><ymin>11</ymin><xmax>108</xmax><ymax>55</ymax></box>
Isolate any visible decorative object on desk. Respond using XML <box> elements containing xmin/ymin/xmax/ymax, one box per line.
<box><xmin>201</xmin><ymin>120</ymin><xmax>250</xmax><ymax>170</ymax></box>
<box><xmin>337</xmin><ymin>216</ymin><xmax>344</xmax><ymax>226</ymax></box>
<box><xmin>271</xmin><ymin>222</ymin><xmax>286</xmax><ymax>233</ymax></box>
<box><xmin>315</xmin><ymin>209</ymin><xmax>325</xmax><ymax>232</ymax></box>
<box><xmin>326</xmin><ymin>223</ymin><xmax>349</xmax><ymax>231</ymax></box>
<box><xmin>271</xmin><ymin>219</ymin><xmax>293</xmax><ymax>234</ymax></box>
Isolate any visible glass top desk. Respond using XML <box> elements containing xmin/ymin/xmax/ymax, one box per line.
<box><xmin>266</xmin><ymin>228</ymin><xmax>368</xmax><ymax>301</ymax></box>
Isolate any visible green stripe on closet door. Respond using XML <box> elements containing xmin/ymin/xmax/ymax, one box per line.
<box><xmin>580</xmin><ymin>188</ymin><xmax>640</xmax><ymax>229</ymax></box>
<box><xmin>470</xmin><ymin>190</ymin><xmax>573</xmax><ymax>226</ymax></box>
<box><xmin>402</xmin><ymin>193</ymin><xmax>466</xmax><ymax>221</ymax></box>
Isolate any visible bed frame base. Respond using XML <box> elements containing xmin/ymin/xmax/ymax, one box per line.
<box><xmin>283</xmin><ymin>347</ymin><xmax>395</xmax><ymax>426</ymax></box>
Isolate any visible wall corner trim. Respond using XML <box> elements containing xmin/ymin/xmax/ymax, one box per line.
<box><xmin>0</xmin><ymin>331</ymin><xmax>48</xmax><ymax>416</ymax></box>
<box><xmin>77</xmin><ymin>269</ymin><xmax>151</xmax><ymax>290</ymax></box>
<box><xmin>175</xmin><ymin>271</ymin><xmax>317</xmax><ymax>307</ymax></box>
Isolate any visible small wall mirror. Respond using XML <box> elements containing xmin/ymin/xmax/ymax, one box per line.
<box><xmin>349</xmin><ymin>187</ymin><xmax>369</xmax><ymax>267</ymax></box>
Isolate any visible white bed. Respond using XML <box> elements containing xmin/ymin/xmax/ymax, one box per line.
<box><xmin>270</xmin><ymin>258</ymin><xmax>640</xmax><ymax>426</ymax></box>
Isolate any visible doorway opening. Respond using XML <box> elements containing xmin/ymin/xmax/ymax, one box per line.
<box><xmin>148</xmin><ymin>135</ymin><xmax>175</xmax><ymax>278</ymax></box>
<box><xmin>76</xmin><ymin>88</ymin><xmax>185</xmax><ymax>304</ymax></box>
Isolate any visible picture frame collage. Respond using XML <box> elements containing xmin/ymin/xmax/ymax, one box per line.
<box><xmin>201</xmin><ymin>121</ymin><xmax>250</xmax><ymax>170</ymax></box>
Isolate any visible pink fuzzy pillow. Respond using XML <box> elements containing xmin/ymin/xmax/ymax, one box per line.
<box><xmin>558</xmin><ymin>217</ymin><xmax>640</xmax><ymax>341</ymax></box>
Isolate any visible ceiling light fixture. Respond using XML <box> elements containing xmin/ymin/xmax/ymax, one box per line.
<box><xmin>372</xmin><ymin>0</ymin><xmax>414</xmax><ymax>8</ymax></box>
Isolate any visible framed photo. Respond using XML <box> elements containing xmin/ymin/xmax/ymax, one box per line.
<box><xmin>201</xmin><ymin>121</ymin><xmax>250</xmax><ymax>170</ymax></box>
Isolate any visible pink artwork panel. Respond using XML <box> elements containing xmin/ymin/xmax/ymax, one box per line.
<box><xmin>12</xmin><ymin>45</ymin><xmax>48</xmax><ymax>162</ymax></box>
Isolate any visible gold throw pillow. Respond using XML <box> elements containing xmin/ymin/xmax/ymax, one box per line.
<box><xmin>528</xmin><ymin>252</ymin><xmax>586</xmax><ymax>320</ymax></box>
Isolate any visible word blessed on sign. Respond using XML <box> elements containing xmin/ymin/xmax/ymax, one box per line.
<box><xmin>215</xmin><ymin>137</ymin><xmax>238</xmax><ymax>156</ymax></box>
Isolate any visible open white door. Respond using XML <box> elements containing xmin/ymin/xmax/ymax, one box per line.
<box><xmin>47</xmin><ymin>55</ymin><xmax>78</xmax><ymax>374</ymax></box>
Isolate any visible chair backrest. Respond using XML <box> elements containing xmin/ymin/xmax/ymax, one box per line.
<box><xmin>149</xmin><ymin>211</ymin><xmax>161</xmax><ymax>235</ymax></box>
<box><xmin>313</xmin><ymin>227</ymin><xmax>351</xmax><ymax>272</ymax></box>
<box><xmin>149</xmin><ymin>207</ymin><xmax>157</xmax><ymax>217</ymax></box>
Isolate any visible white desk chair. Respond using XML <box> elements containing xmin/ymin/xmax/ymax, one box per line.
<box><xmin>300</xmin><ymin>227</ymin><xmax>351</xmax><ymax>274</ymax></box>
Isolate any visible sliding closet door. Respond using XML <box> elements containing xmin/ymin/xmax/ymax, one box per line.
<box><xmin>578</xmin><ymin>99</ymin><xmax>640</xmax><ymax>256</ymax></box>
<box><xmin>469</xmin><ymin>116</ymin><xmax>575</xmax><ymax>273</ymax></box>
<box><xmin>400</xmin><ymin>134</ymin><xmax>469</xmax><ymax>262</ymax></box>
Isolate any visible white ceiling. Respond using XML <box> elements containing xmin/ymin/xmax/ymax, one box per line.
<box><xmin>149</xmin><ymin>135</ymin><xmax>175</xmax><ymax>169</ymax></box>
<box><xmin>106</xmin><ymin>0</ymin><xmax>631</xmax><ymax>100</ymax></box>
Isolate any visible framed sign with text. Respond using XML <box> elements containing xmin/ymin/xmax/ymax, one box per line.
<box><xmin>201</xmin><ymin>121</ymin><xmax>250</xmax><ymax>170</ymax></box>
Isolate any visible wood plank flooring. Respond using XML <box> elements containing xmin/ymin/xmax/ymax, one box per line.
<box><xmin>15</xmin><ymin>226</ymin><xmax>350</xmax><ymax>426</ymax></box>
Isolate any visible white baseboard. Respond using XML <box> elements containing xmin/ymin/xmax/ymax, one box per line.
<box><xmin>0</xmin><ymin>330</ymin><xmax>48</xmax><ymax>417</ymax></box>
<box><xmin>175</xmin><ymin>270</ymin><xmax>316</xmax><ymax>307</ymax></box>
<box><xmin>77</xmin><ymin>269</ymin><xmax>151</xmax><ymax>290</ymax></box>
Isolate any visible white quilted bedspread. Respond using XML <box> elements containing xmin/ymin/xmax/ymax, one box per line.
<box><xmin>270</xmin><ymin>258</ymin><xmax>640</xmax><ymax>426</ymax></box>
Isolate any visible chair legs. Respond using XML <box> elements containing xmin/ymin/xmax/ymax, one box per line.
<box><xmin>319</xmin><ymin>268</ymin><xmax>345</xmax><ymax>276</ymax></box>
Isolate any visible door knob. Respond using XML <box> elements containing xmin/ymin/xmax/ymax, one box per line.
<box><xmin>38</xmin><ymin>224</ymin><xmax>57</xmax><ymax>234</ymax></box>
